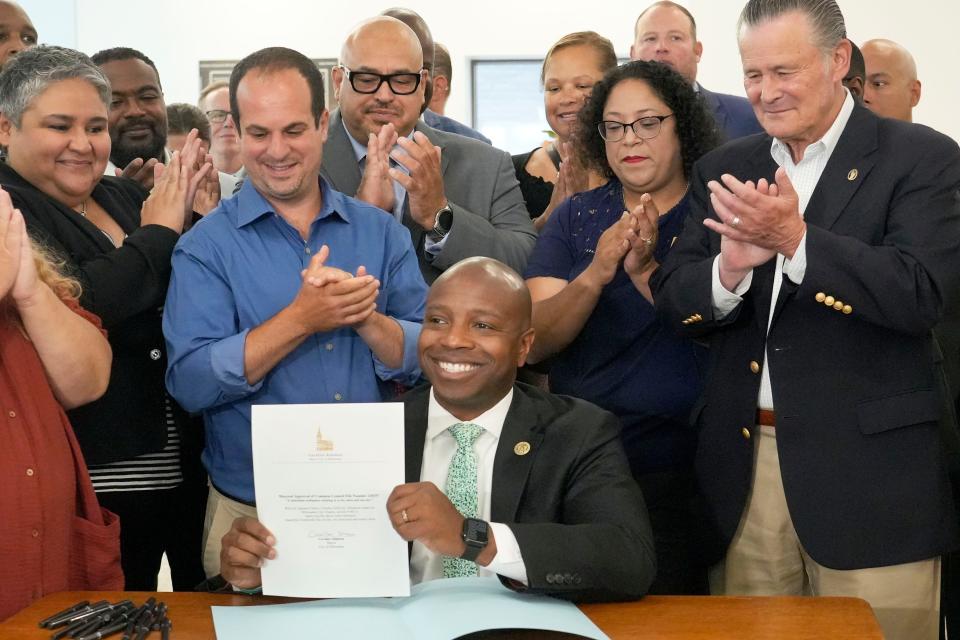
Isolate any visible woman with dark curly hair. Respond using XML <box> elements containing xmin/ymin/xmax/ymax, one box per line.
<box><xmin>523</xmin><ymin>60</ymin><xmax>721</xmax><ymax>594</ymax></box>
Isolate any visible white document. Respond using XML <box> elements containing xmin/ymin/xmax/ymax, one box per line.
<box><xmin>251</xmin><ymin>403</ymin><xmax>409</xmax><ymax>598</ymax></box>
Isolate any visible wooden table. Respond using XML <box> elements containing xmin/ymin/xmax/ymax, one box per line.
<box><xmin>0</xmin><ymin>591</ymin><xmax>883</xmax><ymax>639</ymax></box>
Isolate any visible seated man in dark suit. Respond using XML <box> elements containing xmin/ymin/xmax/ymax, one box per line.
<box><xmin>630</xmin><ymin>1</ymin><xmax>762</xmax><ymax>140</ymax></box>
<box><xmin>220</xmin><ymin>258</ymin><xmax>656</xmax><ymax>602</ymax></box>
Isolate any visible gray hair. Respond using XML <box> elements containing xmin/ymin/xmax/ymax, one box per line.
<box><xmin>738</xmin><ymin>0</ymin><xmax>846</xmax><ymax>54</ymax></box>
<box><xmin>0</xmin><ymin>45</ymin><xmax>110</xmax><ymax>127</ymax></box>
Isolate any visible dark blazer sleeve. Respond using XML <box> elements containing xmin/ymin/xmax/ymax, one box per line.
<box><xmin>651</xmin><ymin>150</ymin><xmax>749</xmax><ymax>338</ymax></box>
<box><xmin>420</xmin><ymin>128</ymin><xmax>537</xmax><ymax>276</ymax></box>
<box><xmin>498</xmin><ymin>390</ymin><xmax>656</xmax><ymax>602</ymax></box>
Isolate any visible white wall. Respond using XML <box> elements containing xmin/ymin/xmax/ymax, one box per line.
<box><xmin>17</xmin><ymin>0</ymin><xmax>960</xmax><ymax>142</ymax></box>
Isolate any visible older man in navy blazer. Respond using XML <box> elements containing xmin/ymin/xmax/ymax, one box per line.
<box><xmin>652</xmin><ymin>1</ymin><xmax>960</xmax><ymax>639</ymax></box>
<box><xmin>631</xmin><ymin>1</ymin><xmax>762</xmax><ymax>140</ymax></box>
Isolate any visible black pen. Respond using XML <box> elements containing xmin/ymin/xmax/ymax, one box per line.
<box><xmin>73</xmin><ymin>604</ymin><xmax>134</xmax><ymax>639</ymax></box>
<box><xmin>71</xmin><ymin>615</ymin><xmax>107</xmax><ymax>639</ymax></box>
<box><xmin>122</xmin><ymin>601</ymin><xmax>153</xmax><ymax>640</ymax></box>
<box><xmin>47</xmin><ymin>600</ymin><xmax>109</xmax><ymax>628</ymax></box>
<box><xmin>39</xmin><ymin>600</ymin><xmax>89</xmax><ymax>628</ymax></box>
<box><xmin>75</xmin><ymin>618</ymin><xmax>129</xmax><ymax>640</ymax></box>
<box><xmin>50</xmin><ymin>616</ymin><xmax>89</xmax><ymax>640</ymax></box>
<box><xmin>66</xmin><ymin>600</ymin><xmax>134</xmax><ymax>632</ymax></box>
<box><xmin>159</xmin><ymin>618</ymin><xmax>170</xmax><ymax>640</ymax></box>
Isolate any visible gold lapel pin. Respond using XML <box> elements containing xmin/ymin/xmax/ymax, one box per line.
<box><xmin>513</xmin><ymin>441</ymin><xmax>531</xmax><ymax>456</ymax></box>
<box><xmin>847</xmin><ymin>168</ymin><xmax>858</xmax><ymax>181</ymax></box>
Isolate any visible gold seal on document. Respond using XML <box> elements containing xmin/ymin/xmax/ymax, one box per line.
<box><xmin>847</xmin><ymin>168</ymin><xmax>858</xmax><ymax>181</ymax></box>
<box><xmin>514</xmin><ymin>441</ymin><xmax>531</xmax><ymax>456</ymax></box>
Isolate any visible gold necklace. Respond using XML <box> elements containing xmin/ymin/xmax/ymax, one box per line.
<box><xmin>74</xmin><ymin>200</ymin><xmax>86</xmax><ymax>217</ymax></box>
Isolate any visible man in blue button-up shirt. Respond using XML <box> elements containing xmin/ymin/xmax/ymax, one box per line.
<box><xmin>162</xmin><ymin>46</ymin><xmax>428</xmax><ymax>578</ymax></box>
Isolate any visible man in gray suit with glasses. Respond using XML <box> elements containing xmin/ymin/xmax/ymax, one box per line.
<box><xmin>321</xmin><ymin>16</ymin><xmax>536</xmax><ymax>284</ymax></box>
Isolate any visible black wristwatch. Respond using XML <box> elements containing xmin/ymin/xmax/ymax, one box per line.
<box><xmin>460</xmin><ymin>518</ymin><xmax>489</xmax><ymax>562</ymax></box>
<box><xmin>428</xmin><ymin>204</ymin><xmax>453</xmax><ymax>242</ymax></box>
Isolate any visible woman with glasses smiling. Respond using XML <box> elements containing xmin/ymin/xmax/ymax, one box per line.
<box><xmin>523</xmin><ymin>60</ymin><xmax>720</xmax><ymax>595</ymax></box>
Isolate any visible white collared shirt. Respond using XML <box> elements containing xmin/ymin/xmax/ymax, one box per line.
<box><xmin>409</xmin><ymin>388</ymin><xmax>528</xmax><ymax>585</ymax></box>
<box><xmin>711</xmin><ymin>90</ymin><xmax>855</xmax><ymax>409</ymax></box>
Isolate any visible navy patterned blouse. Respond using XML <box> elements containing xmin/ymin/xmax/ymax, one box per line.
<box><xmin>525</xmin><ymin>178</ymin><xmax>706</xmax><ymax>474</ymax></box>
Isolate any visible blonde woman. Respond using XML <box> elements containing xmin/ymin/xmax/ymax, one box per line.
<box><xmin>0</xmin><ymin>188</ymin><xmax>119</xmax><ymax>621</ymax></box>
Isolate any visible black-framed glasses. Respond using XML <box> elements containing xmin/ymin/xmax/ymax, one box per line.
<box><xmin>598</xmin><ymin>114</ymin><xmax>674</xmax><ymax>142</ymax></box>
<box><xmin>205</xmin><ymin>109</ymin><xmax>230</xmax><ymax>124</ymax></box>
<box><xmin>340</xmin><ymin>66</ymin><xmax>423</xmax><ymax>95</ymax></box>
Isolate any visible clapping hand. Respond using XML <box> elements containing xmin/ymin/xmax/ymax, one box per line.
<box><xmin>291</xmin><ymin>245</ymin><xmax>380</xmax><ymax>333</ymax></box>
<box><xmin>538</xmin><ymin>141</ymin><xmax>591</xmax><ymax>230</ymax></box>
<box><xmin>623</xmin><ymin>194</ymin><xmax>660</xmax><ymax>277</ymax></box>
<box><xmin>356</xmin><ymin>123</ymin><xmax>399</xmax><ymax>214</ymax></box>
<box><xmin>582</xmin><ymin>211</ymin><xmax>637</xmax><ymax>289</ymax></box>
<box><xmin>703</xmin><ymin>168</ymin><xmax>802</xmax><ymax>290</ymax></box>
<box><xmin>115</xmin><ymin>157</ymin><xmax>160</xmax><ymax>190</ymax></box>
<box><xmin>140</xmin><ymin>129</ymin><xmax>212</xmax><ymax>233</ymax></box>
<box><xmin>0</xmin><ymin>188</ymin><xmax>32</xmax><ymax>302</ymax></box>
<box><xmin>389</xmin><ymin>131</ymin><xmax>446</xmax><ymax>230</ymax></box>
<box><xmin>191</xmin><ymin>152</ymin><xmax>221</xmax><ymax>217</ymax></box>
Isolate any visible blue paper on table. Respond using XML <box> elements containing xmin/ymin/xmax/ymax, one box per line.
<box><xmin>211</xmin><ymin>576</ymin><xmax>610</xmax><ymax>640</ymax></box>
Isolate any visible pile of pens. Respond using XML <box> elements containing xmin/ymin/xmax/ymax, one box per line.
<box><xmin>38</xmin><ymin>597</ymin><xmax>172</xmax><ymax>640</ymax></box>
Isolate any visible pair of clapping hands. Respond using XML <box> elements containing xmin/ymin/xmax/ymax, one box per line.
<box><xmin>221</xmin><ymin>482</ymin><xmax>477</xmax><ymax>590</ymax></box>
<box><xmin>356</xmin><ymin>123</ymin><xmax>447</xmax><ymax>230</ymax></box>
<box><xmin>292</xmin><ymin>245</ymin><xmax>381</xmax><ymax>333</ymax></box>
<box><xmin>583</xmin><ymin>193</ymin><xmax>662</xmax><ymax>290</ymax></box>
<box><xmin>120</xmin><ymin>129</ymin><xmax>220</xmax><ymax>233</ymax></box>
<box><xmin>0</xmin><ymin>188</ymin><xmax>42</xmax><ymax>306</ymax></box>
<box><xmin>704</xmin><ymin>168</ymin><xmax>805</xmax><ymax>292</ymax></box>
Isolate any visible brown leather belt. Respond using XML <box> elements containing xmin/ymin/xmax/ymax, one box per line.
<box><xmin>756</xmin><ymin>408</ymin><xmax>776</xmax><ymax>427</ymax></box>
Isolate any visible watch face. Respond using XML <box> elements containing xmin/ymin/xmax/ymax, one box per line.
<box><xmin>463</xmin><ymin>518</ymin><xmax>489</xmax><ymax>545</ymax></box>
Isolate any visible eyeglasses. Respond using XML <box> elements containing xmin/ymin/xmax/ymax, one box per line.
<box><xmin>597</xmin><ymin>114</ymin><xmax>674</xmax><ymax>142</ymax></box>
<box><xmin>205</xmin><ymin>109</ymin><xmax>231</xmax><ymax>124</ymax></box>
<box><xmin>339</xmin><ymin>66</ymin><xmax>423</xmax><ymax>95</ymax></box>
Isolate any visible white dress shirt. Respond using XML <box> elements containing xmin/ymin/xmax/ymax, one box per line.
<box><xmin>408</xmin><ymin>388</ymin><xmax>528</xmax><ymax>585</ymax></box>
<box><xmin>711</xmin><ymin>90</ymin><xmax>855</xmax><ymax>409</ymax></box>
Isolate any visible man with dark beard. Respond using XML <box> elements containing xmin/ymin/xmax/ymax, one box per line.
<box><xmin>92</xmin><ymin>47</ymin><xmax>170</xmax><ymax>189</ymax></box>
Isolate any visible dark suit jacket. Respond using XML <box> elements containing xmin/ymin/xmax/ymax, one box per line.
<box><xmin>402</xmin><ymin>383</ymin><xmax>656</xmax><ymax>602</ymax></box>
<box><xmin>699</xmin><ymin>86</ymin><xmax>763</xmax><ymax>140</ymax></box>
<box><xmin>321</xmin><ymin>111</ymin><xmax>536</xmax><ymax>283</ymax></box>
<box><xmin>0</xmin><ymin>162</ymin><xmax>201</xmax><ymax>466</ymax></box>
<box><xmin>651</xmin><ymin>104</ymin><xmax>960</xmax><ymax>570</ymax></box>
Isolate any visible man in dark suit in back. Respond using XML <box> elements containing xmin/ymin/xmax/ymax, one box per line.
<box><xmin>651</xmin><ymin>1</ymin><xmax>960</xmax><ymax>639</ymax></box>
<box><xmin>220</xmin><ymin>258</ymin><xmax>656</xmax><ymax>602</ymax></box>
<box><xmin>631</xmin><ymin>1</ymin><xmax>762</xmax><ymax>141</ymax></box>
<box><xmin>321</xmin><ymin>16</ymin><xmax>535</xmax><ymax>284</ymax></box>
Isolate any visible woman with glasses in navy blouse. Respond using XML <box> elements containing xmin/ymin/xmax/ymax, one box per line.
<box><xmin>523</xmin><ymin>60</ymin><xmax>720</xmax><ymax>595</ymax></box>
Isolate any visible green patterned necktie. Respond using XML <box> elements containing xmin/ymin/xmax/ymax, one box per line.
<box><xmin>442</xmin><ymin>421</ymin><xmax>485</xmax><ymax>578</ymax></box>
